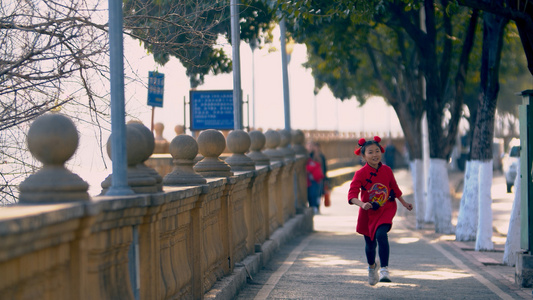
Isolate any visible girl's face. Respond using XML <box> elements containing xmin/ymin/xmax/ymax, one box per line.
<box><xmin>362</xmin><ymin>144</ymin><xmax>382</xmax><ymax>169</ymax></box>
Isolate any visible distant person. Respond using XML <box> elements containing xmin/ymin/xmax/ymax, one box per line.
<box><xmin>311</xmin><ymin>142</ymin><xmax>329</xmax><ymax>203</ymax></box>
<box><xmin>306</xmin><ymin>141</ymin><xmax>324</xmax><ymax>214</ymax></box>
<box><xmin>384</xmin><ymin>140</ymin><xmax>396</xmax><ymax>169</ymax></box>
<box><xmin>347</xmin><ymin>136</ymin><xmax>413</xmax><ymax>285</ymax></box>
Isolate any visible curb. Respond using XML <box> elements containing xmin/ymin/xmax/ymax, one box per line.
<box><xmin>204</xmin><ymin>208</ymin><xmax>314</xmax><ymax>299</ymax></box>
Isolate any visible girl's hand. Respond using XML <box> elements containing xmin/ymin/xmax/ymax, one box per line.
<box><xmin>403</xmin><ymin>202</ymin><xmax>413</xmax><ymax>211</ymax></box>
<box><xmin>361</xmin><ymin>202</ymin><xmax>372</xmax><ymax>210</ymax></box>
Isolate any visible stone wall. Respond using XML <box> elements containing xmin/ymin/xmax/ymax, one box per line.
<box><xmin>0</xmin><ymin>114</ymin><xmax>313</xmax><ymax>300</ymax></box>
<box><xmin>0</xmin><ymin>163</ymin><xmax>311</xmax><ymax>299</ymax></box>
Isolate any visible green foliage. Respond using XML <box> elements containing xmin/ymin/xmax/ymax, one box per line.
<box><xmin>282</xmin><ymin>1</ymin><xmax>427</xmax><ymax>105</ymax></box>
<box><xmin>461</xmin><ymin>16</ymin><xmax>529</xmax><ymax>120</ymax></box>
<box><xmin>497</xmin><ymin>22</ymin><xmax>530</xmax><ymax>116</ymax></box>
<box><xmin>123</xmin><ymin>0</ymin><xmax>276</xmax><ymax>87</ymax></box>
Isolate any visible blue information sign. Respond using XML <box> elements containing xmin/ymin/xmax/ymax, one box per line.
<box><xmin>147</xmin><ymin>72</ymin><xmax>164</xmax><ymax>107</ymax></box>
<box><xmin>190</xmin><ymin>90</ymin><xmax>234</xmax><ymax>130</ymax></box>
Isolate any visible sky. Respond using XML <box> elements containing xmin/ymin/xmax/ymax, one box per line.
<box><xmin>121</xmin><ymin>26</ymin><xmax>402</xmax><ymax>138</ymax></box>
<box><xmin>68</xmin><ymin>23</ymin><xmax>403</xmax><ymax>196</ymax></box>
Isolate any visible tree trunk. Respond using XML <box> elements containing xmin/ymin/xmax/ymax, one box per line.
<box><xmin>395</xmin><ymin>102</ymin><xmax>423</xmax><ymax>161</ymax></box>
<box><xmin>458</xmin><ymin>0</ymin><xmax>533</xmax><ymax>77</ymax></box>
<box><xmin>410</xmin><ymin>159</ymin><xmax>426</xmax><ymax>228</ymax></box>
<box><xmin>504</xmin><ymin>158</ymin><xmax>521</xmax><ymax>266</ymax></box>
<box><xmin>470</xmin><ymin>12</ymin><xmax>508</xmax><ymax>251</ymax></box>
<box><xmin>455</xmin><ymin>160</ymin><xmax>479</xmax><ymax>241</ymax></box>
<box><xmin>475</xmin><ymin>160</ymin><xmax>494</xmax><ymax>250</ymax></box>
<box><xmin>429</xmin><ymin>158</ymin><xmax>454</xmax><ymax>234</ymax></box>
<box><xmin>419</xmin><ymin>3</ymin><xmax>478</xmax><ymax>233</ymax></box>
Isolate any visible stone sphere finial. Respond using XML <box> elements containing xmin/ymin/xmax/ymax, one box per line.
<box><xmin>105</xmin><ymin>124</ymin><xmax>146</xmax><ymax>166</ymax></box>
<box><xmin>278</xmin><ymin>129</ymin><xmax>296</xmax><ymax>159</ymax></box>
<box><xmin>225</xmin><ymin>130</ymin><xmax>255</xmax><ymax>171</ymax></box>
<box><xmin>153</xmin><ymin>122</ymin><xmax>169</xmax><ymax>153</ymax></box>
<box><xmin>175</xmin><ymin>124</ymin><xmax>185</xmax><ymax>136</ymax></box>
<box><xmin>154</xmin><ymin>122</ymin><xmax>164</xmax><ymax>135</ymax></box>
<box><xmin>193</xmin><ymin>129</ymin><xmax>232</xmax><ymax>177</ymax></box>
<box><xmin>101</xmin><ymin>124</ymin><xmax>157</xmax><ymax>194</ymax></box>
<box><xmin>19</xmin><ymin>113</ymin><xmax>89</xmax><ymax>203</ymax></box>
<box><xmin>264</xmin><ymin>129</ymin><xmax>280</xmax><ymax>150</ymax></box>
<box><xmin>128</xmin><ymin>122</ymin><xmax>155</xmax><ymax>161</ymax></box>
<box><xmin>249</xmin><ymin>130</ymin><xmax>266</xmax><ymax>151</ymax></box>
<box><xmin>278</xmin><ymin>129</ymin><xmax>290</xmax><ymax>148</ymax></box>
<box><xmin>247</xmin><ymin>130</ymin><xmax>270</xmax><ymax>165</ymax></box>
<box><xmin>170</xmin><ymin>134</ymin><xmax>199</xmax><ymax>160</ymax></box>
<box><xmin>128</xmin><ymin>122</ymin><xmax>162</xmax><ymax>191</ymax></box>
<box><xmin>163</xmin><ymin>134</ymin><xmax>206</xmax><ymax>185</ymax></box>
<box><xmin>226</xmin><ymin>129</ymin><xmax>251</xmax><ymax>154</ymax></box>
<box><xmin>262</xmin><ymin>129</ymin><xmax>284</xmax><ymax>162</ymax></box>
<box><xmin>27</xmin><ymin>113</ymin><xmax>79</xmax><ymax>165</ymax></box>
<box><xmin>197</xmin><ymin>129</ymin><xmax>226</xmax><ymax>158</ymax></box>
<box><xmin>291</xmin><ymin>129</ymin><xmax>307</xmax><ymax>155</ymax></box>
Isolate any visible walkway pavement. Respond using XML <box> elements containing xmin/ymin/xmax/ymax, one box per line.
<box><xmin>234</xmin><ymin>168</ymin><xmax>533</xmax><ymax>299</ymax></box>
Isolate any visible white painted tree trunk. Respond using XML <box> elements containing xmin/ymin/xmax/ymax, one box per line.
<box><xmin>504</xmin><ymin>158</ymin><xmax>521</xmax><ymax>266</ymax></box>
<box><xmin>475</xmin><ymin>160</ymin><xmax>494</xmax><ymax>251</ymax></box>
<box><xmin>410</xmin><ymin>159</ymin><xmax>426</xmax><ymax>228</ymax></box>
<box><xmin>455</xmin><ymin>160</ymin><xmax>480</xmax><ymax>241</ymax></box>
<box><xmin>422</xmin><ymin>115</ymin><xmax>433</xmax><ymax>223</ymax></box>
<box><xmin>429</xmin><ymin>158</ymin><xmax>454</xmax><ymax>234</ymax></box>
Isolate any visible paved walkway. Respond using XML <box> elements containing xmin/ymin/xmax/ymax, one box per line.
<box><xmin>235</xmin><ymin>168</ymin><xmax>532</xmax><ymax>299</ymax></box>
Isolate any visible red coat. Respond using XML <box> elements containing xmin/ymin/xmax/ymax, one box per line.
<box><xmin>306</xmin><ymin>158</ymin><xmax>324</xmax><ymax>186</ymax></box>
<box><xmin>348</xmin><ymin>163</ymin><xmax>402</xmax><ymax>240</ymax></box>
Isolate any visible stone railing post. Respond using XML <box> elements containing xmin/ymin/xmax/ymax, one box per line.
<box><xmin>194</xmin><ymin>129</ymin><xmax>233</xmax><ymax>177</ymax></box>
<box><xmin>262</xmin><ymin>129</ymin><xmax>284</xmax><ymax>163</ymax></box>
<box><xmin>163</xmin><ymin>134</ymin><xmax>206</xmax><ymax>185</ymax></box>
<box><xmin>278</xmin><ymin>129</ymin><xmax>296</xmax><ymax>221</ymax></box>
<box><xmin>225</xmin><ymin>173</ymin><xmax>254</xmax><ymax>267</ymax></box>
<box><xmin>292</xmin><ymin>129</ymin><xmax>309</xmax><ymax>211</ymax></box>
<box><xmin>191</xmin><ymin>129</ymin><xmax>232</xmax><ymax>292</ymax></box>
<box><xmin>19</xmin><ymin>113</ymin><xmax>89</xmax><ymax>203</ymax></box>
<box><xmin>225</xmin><ymin>129</ymin><xmax>255</xmax><ymax>171</ymax></box>
<box><xmin>153</xmin><ymin>122</ymin><xmax>170</xmax><ymax>154</ymax></box>
<box><xmin>101</xmin><ymin>123</ymin><xmax>158</xmax><ymax>194</ymax></box>
<box><xmin>247</xmin><ymin>130</ymin><xmax>270</xmax><ymax>166</ymax></box>
<box><xmin>246</xmin><ymin>130</ymin><xmax>271</xmax><ymax>244</ymax></box>
<box><xmin>262</xmin><ymin>130</ymin><xmax>283</xmax><ymax>232</ymax></box>
<box><xmin>83</xmin><ymin>197</ymin><xmax>149</xmax><ymax>299</ymax></box>
<box><xmin>138</xmin><ymin>202</ymin><xmax>163</xmax><ymax>299</ymax></box>
<box><xmin>249</xmin><ymin>166</ymin><xmax>270</xmax><ymax>245</ymax></box>
<box><xmin>129</xmin><ymin>122</ymin><xmax>163</xmax><ymax>192</ymax></box>
<box><xmin>225</xmin><ymin>129</ymin><xmax>257</xmax><ymax>260</ymax></box>
<box><xmin>197</xmin><ymin>180</ymin><xmax>228</xmax><ymax>294</ymax></box>
<box><xmin>292</xmin><ymin>129</ymin><xmax>307</xmax><ymax>156</ymax></box>
<box><xmin>141</xmin><ymin>187</ymin><xmax>203</xmax><ymax>299</ymax></box>
<box><xmin>278</xmin><ymin>129</ymin><xmax>296</xmax><ymax>159</ymax></box>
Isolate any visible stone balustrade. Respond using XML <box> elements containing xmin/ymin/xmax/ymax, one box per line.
<box><xmin>0</xmin><ymin>113</ymin><xmax>313</xmax><ymax>300</ymax></box>
<box><xmin>146</xmin><ymin>128</ymin><xmax>391</xmax><ymax>180</ymax></box>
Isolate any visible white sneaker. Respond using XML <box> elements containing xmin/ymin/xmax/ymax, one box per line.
<box><xmin>379</xmin><ymin>267</ymin><xmax>391</xmax><ymax>282</ymax></box>
<box><xmin>368</xmin><ymin>264</ymin><xmax>379</xmax><ymax>286</ymax></box>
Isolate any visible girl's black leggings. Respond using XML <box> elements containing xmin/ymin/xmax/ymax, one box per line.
<box><xmin>364</xmin><ymin>224</ymin><xmax>392</xmax><ymax>268</ymax></box>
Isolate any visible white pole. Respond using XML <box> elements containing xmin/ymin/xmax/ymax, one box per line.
<box><xmin>313</xmin><ymin>92</ymin><xmax>318</xmax><ymax>130</ymax></box>
<box><xmin>280</xmin><ymin>19</ymin><xmax>291</xmax><ymax>131</ymax></box>
<box><xmin>107</xmin><ymin>0</ymin><xmax>133</xmax><ymax>196</ymax></box>
<box><xmin>251</xmin><ymin>44</ymin><xmax>256</xmax><ymax>130</ymax></box>
<box><xmin>231</xmin><ymin>0</ymin><xmax>242</xmax><ymax>130</ymax></box>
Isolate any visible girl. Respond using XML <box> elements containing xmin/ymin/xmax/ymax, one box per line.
<box><xmin>347</xmin><ymin>136</ymin><xmax>413</xmax><ymax>286</ymax></box>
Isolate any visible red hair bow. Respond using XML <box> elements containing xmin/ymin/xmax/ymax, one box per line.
<box><xmin>354</xmin><ymin>136</ymin><xmax>385</xmax><ymax>155</ymax></box>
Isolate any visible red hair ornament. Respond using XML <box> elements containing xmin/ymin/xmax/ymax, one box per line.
<box><xmin>354</xmin><ymin>136</ymin><xmax>385</xmax><ymax>155</ymax></box>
